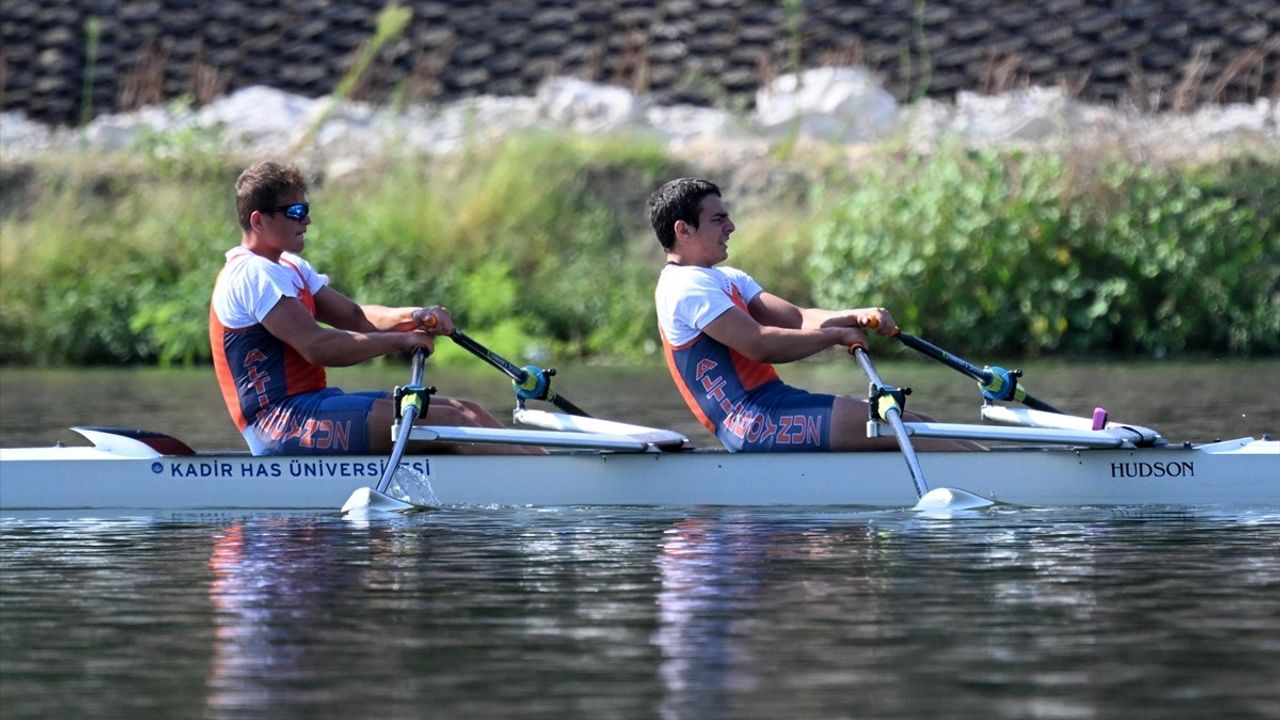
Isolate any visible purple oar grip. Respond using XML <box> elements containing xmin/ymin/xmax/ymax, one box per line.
<box><xmin>1092</xmin><ymin>407</ymin><xmax>1108</xmax><ymax>430</ymax></box>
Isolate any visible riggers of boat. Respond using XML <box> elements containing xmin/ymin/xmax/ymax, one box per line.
<box><xmin>1</xmin><ymin>331</ymin><xmax>1277</xmax><ymax>513</ymax></box>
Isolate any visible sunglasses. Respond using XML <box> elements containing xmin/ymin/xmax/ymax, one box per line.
<box><xmin>263</xmin><ymin>202</ymin><xmax>310</xmax><ymax>221</ymax></box>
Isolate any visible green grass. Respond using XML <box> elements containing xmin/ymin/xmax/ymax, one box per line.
<box><xmin>2</xmin><ymin>135</ymin><xmax>1276</xmax><ymax>366</ymax></box>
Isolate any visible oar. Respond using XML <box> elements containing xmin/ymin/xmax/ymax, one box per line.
<box><xmin>849</xmin><ymin>337</ymin><xmax>993</xmax><ymax>513</ymax></box>
<box><xmin>848</xmin><ymin>341</ymin><xmax>930</xmax><ymax>499</ymax></box>
<box><xmin>892</xmin><ymin>330</ymin><xmax>1064</xmax><ymax>413</ymax></box>
<box><xmin>341</xmin><ymin>347</ymin><xmax>431</xmax><ymax>515</ymax></box>
<box><xmin>448</xmin><ymin>330</ymin><xmax>591</xmax><ymax>417</ymax></box>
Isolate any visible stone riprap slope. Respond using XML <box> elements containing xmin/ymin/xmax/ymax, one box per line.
<box><xmin>3</xmin><ymin>73</ymin><xmax>1274</xmax><ymax>203</ymax></box>
<box><xmin>2</xmin><ymin>0</ymin><xmax>1277</xmax><ymax>127</ymax></box>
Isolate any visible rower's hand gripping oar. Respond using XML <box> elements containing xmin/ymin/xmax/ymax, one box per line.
<box><xmin>342</xmin><ymin>347</ymin><xmax>435</xmax><ymax>515</ymax></box>
<box><xmin>850</xmin><ymin>319</ymin><xmax>993</xmax><ymax>513</ymax></box>
<box><xmin>448</xmin><ymin>330</ymin><xmax>591</xmax><ymax>417</ymax></box>
<box><xmin>891</xmin><ymin>330</ymin><xmax>1064</xmax><ymax>414</ymax></box>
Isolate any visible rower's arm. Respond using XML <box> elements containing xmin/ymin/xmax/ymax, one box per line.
<box><xmin>747</xmin><ymin>291</ymin><xmax>804</xmax><ymax>328</ymax></box>
<box><xmin>800</xmin><ymin>306</ymin><xmax>897</xmax><ymax>334</ymax></box>
<box><xmin>703</xmin><ymin>304</ymin><xmax>862</xmax><ymax>363</ymax></box>
<box><xmin>747</xmin><ymin>292</ymin><xmax>887</xmax><ymax>331</ymax></box>
<box><xmin>262</xmin><ymin>295</ymin><xmax>424</xmax><ymax>367</ymax></box>
<box><xmin>315</xmin><ymin>287</ymin><xmax>453</xmax><ymax>334</ymax></box>
<box><xmin>313</xmin><ymin>287</ymin><xmax>400</xmax><ymax>332</ymax></box>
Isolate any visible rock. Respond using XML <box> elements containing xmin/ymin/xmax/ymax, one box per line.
<box><xmin>754</xmin><ymin>67</ymin><xmax>898</xmax><ymax>144</ymax></box>
<box><xmin>535</xmin><ymin>76</ymin><xmax>640</xmax><ymax>133</ymax></box>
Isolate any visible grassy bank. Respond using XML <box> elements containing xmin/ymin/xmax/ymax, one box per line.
<box><xmin>1</xmin><ymin>135</ymin><xmax>1276</xmax><ymax>366</ymax></box>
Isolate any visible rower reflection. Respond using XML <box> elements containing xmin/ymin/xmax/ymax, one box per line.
<box><xmin>652</xmin><ymin>513</ymin><xmax>895</xmax><ymax>719</ymax></box>
<box><xmin>205</xmin><ymin>517</ymin><xmax>396</xmax><ymax>713</ymax></box>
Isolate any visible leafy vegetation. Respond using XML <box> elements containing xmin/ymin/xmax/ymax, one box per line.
<box><xmin>1</xmin><ymin>138</ymin><xmax>1276</xmax><ymax>367</ymax></box>
<box><xmin>809</xmin><ymin>149</ymin><xmax>1279</xmax><ymax>357</ymax></box>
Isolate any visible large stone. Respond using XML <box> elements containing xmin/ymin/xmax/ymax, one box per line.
<box><xmin>754</xmin><ymin>67</ymin><xmax>898</xmax><ymax>143</ymax></box>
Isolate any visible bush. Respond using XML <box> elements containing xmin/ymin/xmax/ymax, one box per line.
<box><xmin>1</xmin><ymin>141</ymin><xmax>1275</xmax><ymax>366</ymax></box>
<box><xmin>808</xmin><ymin>149</ymin><xmax>1279</xmax><ymax>356</ymax></box>
<box><xmin>0</xmin><ymin>133</ymin><xmax>679</xmax><ymax>365</ymax></box>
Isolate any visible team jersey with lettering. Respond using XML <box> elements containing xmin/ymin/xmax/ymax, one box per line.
<box><xmin>209</xmin><ymin>247</ymin><xmax>330</xmax><ymax>432</ymax></box>
<box><xmin>654</xmin><ymin>264</ymin><xmax>776</xmax><ymax>428</ymax></box>
<box><xmin>655</xmin><ymin>264</ymin><xmax>834</xmax><ymax>451</ymax></box>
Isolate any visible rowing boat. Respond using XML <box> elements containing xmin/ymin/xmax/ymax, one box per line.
<box><xmin>2</xmin><ymin>414</ymin><xmax>1276</xmax><ymax>511</ymax></box>
<box><xmin>3</xmin><ymin>331</ymin><xmax>1276</xmax><ymax>513</ymax></box>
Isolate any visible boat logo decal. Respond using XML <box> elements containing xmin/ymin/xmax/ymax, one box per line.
<box><xmin>1110</xmin><ymin>460</ymin><xmax>1195</xmax><ymax>478</ymax></box>
<box><xmin>147</xmin><ymin>459</ymin><xmax>432</xmax><ymax>478</ymax></box>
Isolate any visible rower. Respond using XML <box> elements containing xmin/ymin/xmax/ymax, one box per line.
<box><xmin>648</xmin><ymin>177</ymin><xmax>979</xmax><ymax>453</ymax></box>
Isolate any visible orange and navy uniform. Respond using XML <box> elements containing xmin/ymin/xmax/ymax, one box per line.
<box><xmin>655</xmin><ymin>264</ymin><xmax>834</xmax><ymax>452</ymax></box>
<box><xmin>210</xmin><ymin>248</ymin><xmax>382</xmax><ymax>455</ymax></box>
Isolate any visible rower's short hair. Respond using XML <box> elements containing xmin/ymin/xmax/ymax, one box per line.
<box><xmin>235</xmin><ymin>161</ymin><xmax>308</xmax><ymax>231</ymax></box>
<box><xmin>648</xmin><ymin>177</ymin><xmax>721</xmax><ymax>250</ymax></box>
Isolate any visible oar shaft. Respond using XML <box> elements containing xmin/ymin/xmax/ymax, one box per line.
<box><xmin>895</xmin><ymin>331</ymin><xmax>1065</xmax><ymax>414</ymax></box>
<box><xmin>450</xmin><ymin>330</ymin><xmax>529</xmax><ymax>384</ymax></box>
<box><xmin>376</xmin><ymin>347</ymin><xmax>427</xmax><ymax>494</ymax></box>
<box><xmin>449</xmin><ymin>331</ymin><xmax>592</xmax><ymax>417</ymax></box>
<box><xmin>850</xmin><ymin>345</ymin><xmax>930</xmax><ymax>499</ymax></box>
<box><xmin>896</xmin><ymin>332</ymin><xmax>991</xmax><ymax>383</ymax></box>
<box><xmin>548</xmin><ymin>393</ymin><xmax>591</xmax><ymax>418</ymax></box>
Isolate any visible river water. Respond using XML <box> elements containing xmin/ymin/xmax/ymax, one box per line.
<box><xmin>1</xmin><ymin>360</ymin><xmax>1278</xmax><ymax>719</ymax></box>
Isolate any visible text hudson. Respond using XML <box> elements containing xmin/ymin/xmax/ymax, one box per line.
<box><xmin>1110</xmin><ymin>461</ymin><xmax>1194</xmax><ymax>478</ymax></box>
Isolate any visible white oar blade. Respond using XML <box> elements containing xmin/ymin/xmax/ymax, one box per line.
<box><xmin>341</xmin><ymin>486</ymin><xmax>421</xmax><ymax>515</ymax></box>
<box><xmin>912</xmin><ymin>486</ymin><xmax>994</xmax><ymax>514</ymax></box>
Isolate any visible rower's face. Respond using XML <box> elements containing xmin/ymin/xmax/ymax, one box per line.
<box><xmin>677</xmin><ymin>194</ymin><xmax>734</xmax><ymax>267</ymax></box>
<box><xmin>261</xmin><ymin>191</ymin><xmax>310</xmax><ymax>254</ymax></box>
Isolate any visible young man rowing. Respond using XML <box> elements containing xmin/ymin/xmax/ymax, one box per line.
<box><xmin>650</xmin><ymin>177</ymin><xmax>974</xmax><ymax>452</ymax></box>
<box><xmin>210</xmin><ymin>160</ymin><xmax>518</xmax><ymax>455</ymax></box>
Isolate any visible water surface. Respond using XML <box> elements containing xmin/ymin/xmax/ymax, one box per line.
<box><xmin>2</xmin><ymin>507</ymin><xmax>1278</xmax><ymax>719</ymax></box>
<box><xmin>2</xmin><ymin>361</ymin><xmax>1278</xmax><ymax>719</ymax></box>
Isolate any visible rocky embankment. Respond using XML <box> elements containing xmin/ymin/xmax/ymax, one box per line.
<box><xmin>3</xmin><ymin>0</ymin><xmax>1277</xmax><ymax>128</ymax></box>
<box><xmin>2</xmin><ymin>69</ymin><xmax>1275</xmax><ymax>198</ymax></box>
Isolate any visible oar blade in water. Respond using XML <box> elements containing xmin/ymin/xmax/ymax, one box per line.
<box><xmin>341</xmin><ymin>486</ymin><xmax>423</xmax><ymax>515</ymax></box>
<box><xmin>912</xmin><ymin>487</ymin><xmax>995</xmax><ymax>515</ymax></box>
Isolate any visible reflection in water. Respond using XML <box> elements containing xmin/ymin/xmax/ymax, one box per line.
<box><xmin>653</xmin><ymin>516</ymin><xmax>754</xmax><ymax>719</ymax></box>
<box><xmin>203</xmin><ymin>517</ymin><xmax>418</xmax><ymax>715</ymax></box>
<box><xmin>206</xmin><ymin>519</ymin><xmax>329</xmax><ymax>713</ymax></box>
<box><xmin>652</xmin><ymin>513</ymin><xmax>895</xmax><ymax>719</ymax></box>
<box><xmin>2</xmin><ymin>510</ymin><xmax>1277</xmax><ymax>719</ymax></box>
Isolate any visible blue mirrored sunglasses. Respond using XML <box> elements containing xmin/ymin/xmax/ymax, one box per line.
<box><xmin>264</xmin><ymin>202</ymin><xmax>309</xmax><ymax>221</ymax></box>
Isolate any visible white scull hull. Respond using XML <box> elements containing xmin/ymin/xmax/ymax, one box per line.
<box><xmin>2</xmin><ymin>437</ymin><xmax>1276</xmax><ymax>511</ymax></box>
